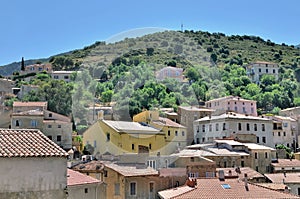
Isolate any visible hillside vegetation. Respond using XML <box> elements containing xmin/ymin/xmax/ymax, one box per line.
<box><xmin>6</xmin><ymin>30</ymin><xmax>300</xmax><ymax>123</ymax></box>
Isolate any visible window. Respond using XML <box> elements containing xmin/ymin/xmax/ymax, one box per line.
<box><xmin>202</xmin><ymin>125</ymin><xmax>205</xmax><ymax>132</ymax></box>
<box><xmin>106</xmin><ymin>133</ymin><xmax>110</xmax><ymax>141</ymax></box>
<box><xmin>168</xmin><ymin>130</ymin><xmax>171</xmax><ymax>136</ymax></box>
<box><xmin>246</xmin><ymin>123</ymin><xmax>250</xmax><ymax>131</ymax></box>
<box><xmin>47</xmin><ymin>135</ymin><xmax>52</xmax><ymax>140</ymax></box>
<box><xmin>256</xmin><ymin>166</ymin><xmax>259</xmax><ymax>172</ymax></box>
<box><xmin>234</xmin><ymin>106</ymin><xmax>238</xmax><ymax>112</ymax></box>
<box><xmin>15</xmin><ymin>120</ymin><xmax>20</xmax><ymax>127</ymax></box>
<box><xmin>190</xmin><ymin>157</ymin><xmax>194</xmax><ymax>162</ymax></box>
<box><xmin>216</xmin><ymin>123</ymin><xmax>219</xmax><ymax>131</ymax></box>
<box><xmin>149</xmin><ymin>182</ymin><xmax>154</xmax><ymax>193</ymax></box>
<box><xmin>58</xmin><ymin>125</ymin><xmax>61</xmax><ymax>128</ymax></box>
<box><xmin>259</xmin><ymin>68</ymin><xmax>261</xmax><ymax>73</ymax></box>
<box><xmin>283</xmin><ymin>123</ymin><xmax>288</xmax><ymax>127</ymax></box>
<box><xmin>241</xmin><ymin>161</ymin><xmax>245</xmax><ymax>167</ymax></box>
<box><xmin>49</xmin><ymin>113</ymin><xmax>52</xmax><ymax>117</ymax></box>
<box><xmin>175</xmin><ymin>131</ymin><xmax>178</xmax><ymax>136</ymax></box>
<box><xmin>130</xmin><ymin>182</ymin><xmax>137</xmax><ymax>196</ymax></box>
<box><xmin>266</xmin><ymin>69</ymin><xmax>268</xmax><ymax>73</ymax></box>
<box><xmin>257</xmin><ymin>137</ymin><xmax>259</xmax><ymax>143</ymax></box>
<box><xmin>64</xmin><ymin>75</ymin><xmax>69</xmax><ymax>79</ymax></box>
<box><xmin>84</xmin><ymin>188</ymin><xmax>88</xmax><ymax>193</ymax></box>
<box><xmin>209</xmin><ymin>124</ymin><xmax>212</xmax><ymax>132</ymax></box>
<box><xmin>273</xmin><ymin>69</ymin><xmax>276</xmax><ymax>73</ymax></box>
<box><xmin>262</xmin><ymin>124</ymin><xmax>265</xmax><ymax>131</ymax></box>
<box><xmin>132</xmin><ymin>144</ymin><xmax>135</xmax><ymax>150</ymax></box>
<box><xmin>265</xmin><ymin>152</ymin><xmax>268</xmax><ymax>158</ymax></box>
<box><xmin>242</xmin><ymin>107</ymin><xmax>246</xmax><ymax>113</ymax></box>
<box><xmin>182</xmin><ymin>131</ymin><xmax>185</xmax><ymax>136</ymax></box>
<box><xmin>278</xmin><ymin>132</ymin><xmax>281</xmax><ymax>136</ymax></box>
<box><xmin>238</xmin><ymin>123</ymin><xmax>242</xmax><ymax>131</ymax></box>
<box><xmin>48</xmin><ymin>124</ymin><xmax>52</xmax><ymax>128</ymax></box>
<box><xmin>31</xmin><ymin>120</ymin><xmax>37</xmax><ymax>127</ymax></box>
<box><xmin>221</xmin><ymin>184</ymin><xmax>231</xmax><ymax>189</ymax></box>
<box><xmin>223</xmin><ymin>123</ymin><xmax>226</xmax><ymax>130</ymax></box>
<box><xmin>283</xmin><ymin>132</ymin><xmax>286</xmax><ymax>136</ymax></box>
<box><xmin>57</xmin><ymin>135</ymin><xmax>62</xmax><ymax>142</ymax></box>
<box><xmin>104</xmin><ymin>170</ymin><xmax>108</xmax><ymax>177</ymax></box>
<box><xmin>149</xmin><ymin>144</ymin><xmax>152</xmax><ymax>150</ymax></box>
<box><xmin>262</xmin><ymin>136</ymin><xmax>266</xmax><ymax>143</ymax></box>
<box><xmin>254</xmin><ymin>124</ymin><xmax>257</xmax><ymax>131</ymax></box>
<box><xmin>147</xmin><ymin>160</ymin><xmax>156</xmax><ymax>169</ymax></box>
<box><xmin>196</xmin><ymin>138</ymin><xmax>200</xmax><ymax>144</ymax></box>
<box><xmin>255</xmin><ymin>152</ymin><xmax>258</xmax><ymax>159</ymax></box>
<box><xmin>115</xmin><ymin>183</ymin><xmax>120</xmax><ymax>195</ymax></box>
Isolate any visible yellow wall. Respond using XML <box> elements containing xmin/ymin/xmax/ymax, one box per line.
<box><xmin>83</xmin><ymin>120</ymin><xmax>174</xmax><ymax>156</ymax></box>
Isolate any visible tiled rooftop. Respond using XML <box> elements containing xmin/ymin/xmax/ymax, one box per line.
<box><xmin>104</xmin><ymin>162</ymin><xmax>159</xmax><ymax>177</ymax></box>
<box><xmin>216</xmin><ymin>167</ymin><xmax>264</xmax><ymax>180</ymax></box>
<box><xmin>265</xmin><ymin>172</ymin><xmax>300</xmax><ymax>183</ymax></box>
<box><xmin>72</xmin><ymin>160</ymin><xmax>104</xmax><ymax>172</ymax></box>
<box><xmin>159</xmin><ymin>178</ymin><xmax>300</xmax><ymax>198</ymax></box>
<box><xmin>0</xmin><ymin>129</ymin><xmax>68</xmax><ymax>157</ymax></box>
<box><xmin>103</xmin><ymin>120</ymin><xmax>163</xmax><ymax>135</ymax></box>
<box><xmin>152</xmin><ymin>117</ymin><xmax>185</xmax><ymax>128</ymax></box>
<box><xmin>67</xmin><ymin>169</ymin><xmax>101</xmax><ymax>186</ymax></box>
<box><xmin>13</xmin><ymin>101</ymin><xmax>47</xmax><ymax>107</ymax></box>
<box><xmin>179</xmin><ymin>106</ymin><xmax>214</xmax><ymax>112</ymax></box>
<box><xmin>271</xmin><ymin>159</ymin><xmax>300</xmax><ymax>167</ymax></box>
<box><xmin>195</xmin><ymin>112</ymin><xmax>270</xmax><ymax>122</ymax></box>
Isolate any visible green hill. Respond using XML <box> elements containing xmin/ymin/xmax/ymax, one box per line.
<box><xmin>4</xmin><ymin>30</ymin><xmax>300</xmax><ymax>121</ymax></box>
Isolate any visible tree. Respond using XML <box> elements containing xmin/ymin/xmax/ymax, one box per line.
<box><xmin>21</xmin><ymin>57</ymin><xmax>25</xmax><ymax>71</ymax></box>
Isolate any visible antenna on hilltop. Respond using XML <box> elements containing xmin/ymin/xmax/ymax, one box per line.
<box><xmin>181</xmin><ymin>23</ymin><xmax>183</xmax><ymax>32</ymax></box>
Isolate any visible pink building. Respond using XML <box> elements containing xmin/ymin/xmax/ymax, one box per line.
<box><xmin>156</xmin><ymin>66</ymin><xmax>184</xmax><ymax>82</ymax></box>
<box><xmin>205</xmin><ymin>96</ymin><xmax>257</xmax><ymax>116</ymax></box>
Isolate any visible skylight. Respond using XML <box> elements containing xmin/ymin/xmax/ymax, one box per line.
<box><xmin>221</xmin><ymin>184</ymin><xmax>231</xmax><ymax>189</ymax></box>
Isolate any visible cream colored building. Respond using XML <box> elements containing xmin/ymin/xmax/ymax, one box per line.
<box><xmin>176</xmin><ymin>106</ymin><xmax>214</xmax><ymax>144</ymax></box>
<box><xmin>51</xmin><ymin>71</ymin><xmax>75</xmax><ymax>82</ymax></box>
<box><xmin>205</xmin><ymin>95</ymin><xmax>257</xmax><ymax>116</ymax></box>
<box><xmin>11</xmin><ymin>101</ymin><xmax>72</xmax><ymax>150</ymax></box>
<box><xmin>133</xmin><ymin>110</ymin><xmax>188</xmax><ymax>153</ymax></box>
<box><xmin>194</xmin><ymin>112</ymin><xmax>274</xmax><ymax>147</ymax></box>
<box><xmin>246</xmin><ymin>61</ymin><xmax>279</xmax><ymax>83</ymax></box>
<box><xmin>0</xmin><ymin>129</ymin><xmax>68</xmax><ymax>199</ymax></box>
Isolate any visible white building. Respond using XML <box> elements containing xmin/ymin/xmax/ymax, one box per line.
<box><xmin>246</xmin><ymin>61</ymin><xmax>279</xmax><ymax>83</ymax></box>
<box><xmin>193</xmin><ymin>112</ymin><xmax>274</xmax><ymax>147</ymax></box>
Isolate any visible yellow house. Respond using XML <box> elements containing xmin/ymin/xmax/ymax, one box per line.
<box><xmin>133</xmin><ymin>110</ymin><xmax>188</xmax><ymax>154</ymax></box>
<box><xmin>83</xmin><ymin>120</ymin><xmax>176</xmax><ymax>156</ymax></box>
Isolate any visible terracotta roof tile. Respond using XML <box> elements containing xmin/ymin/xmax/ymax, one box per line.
<box><xmin>159</xmin><ymin>178</ymin><xmax>300</xmax><ymax>198</ymax></box>
<box><xmin>72</xmin><ymin>160</ymin><xmax>104</xmax><ymax>172</ymax></box>
<box><xmin>0</xmin><ymin>129</ymin><xmax>68</xmax><ymax>157</ymax></box>
<box><xmin>67</xmin><ymin>169</ymin><xmax>101</xmax><ymax>186</ymax></box>
<box><xmin>271</xmin><ymin>159</ymin><xmax>300</xmax><ymax>167</ymax></box>
<box><xmin>104</xmin><ymin>162</ymin><xmax>159</xmax><ymax>177</ymax></box>
<box><xmin>265</xmin><ymin>173</ymin><xmax>300</xmax><ymax>183</ymax></box>
<box><xmin>216</xmin><ymin>167</ymin><xmax>264</xmax><ymax>180</ymax></box>
<box><xmin>13</xmin><ymin>101</ymin><xmax>47</xmax><ymax>107</ymax></box>
<box><xmin>151</xmin><ymin>117</ymin><xmax>185</xmax><ymax>128</ymax></box>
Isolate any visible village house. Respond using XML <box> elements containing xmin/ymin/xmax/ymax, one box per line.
<box><xmin>175</xmin><ymin>106</ymin><xmax>214</xmax><ymax>144</ymax></box>
<box><xmin>205</xmin><ymin>95</ymin><xmax>257</xmax><ymax>116</ymax></box>
<box><xmin>87</xmin><ymin>106</ymin><xmax>113</xmax><ymax>125</ymax></box>
<box><xmin>83</xmin><ymin>119</ymin><xmax>171</xmax><ymax>157</ymax></box>
<box><xmin>270</xmin><ymin>159</ymin><xmax>300</xmax><ymax>173</ymax></box>
<box><xmin>186</xmin><ymin>139</ymin><xmax>276</xmax><ymax>174</ymax></box>
<box><xmin>0</xmin><ymin>129</ymin><xmax>68</xmax><ymax>199</ymax></box>
<box><xmin>193</xmin><ymin>112</ymin><xmax>274</xmax><ymax>147</ymax></box>
<box><xmin>156</xmin><ymin>66</ymin><xmax>184</xmax><ymax>82</ymax></box>
<box><xmin>158</xmin><ymin>175</ymin><xmax>300</xmax><ymax>199</ymax></box>
<box><xmin>133</xmin><ymin>110</ymin><xmax>188</xmax><ymax>153</ymax></box>
<box><xmin>21</xmin><ymin>63</ymin><xmax>52</xmax><ymax>75</ymax></box>
<box><xmin>11</xmin><ymin>101</ymin><xmax>72</xmax><ymax>150</ymax></box>
<box><xmin>265</xmin><ymin>172</ymin><xmax>300</xmax><ymax>196</ymax></box>
<box><xmin>216</xmin><ymin>167</ymin><xmax>265</xmax><ymax>183</ymax></box>
<box><xmin>67</xmin><ymin>169</ymin><xmax>105</xmax><ymax>199</ymax></box>
<box><xmin>51</xmin><ymin>71</ymin><xmax>75</xmax><ymax>82</ymax></box>
<box><xmin>72</xmin><ymin>159</ymin><xmax>187</xmax><ymax>199</ymax></box>
<box><xmin>245</xmin><ymin>61</ymin><xmax>279</xmax><ymax>83</ymax></box>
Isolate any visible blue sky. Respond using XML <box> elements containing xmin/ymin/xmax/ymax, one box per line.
<box><xmin>0</xmin><ymin>0</ymin><xmax>299</xmax><ymax>66</ymax></box>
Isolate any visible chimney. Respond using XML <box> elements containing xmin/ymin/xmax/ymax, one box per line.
<box><xmin>186</xmin><ymin>178</ymin><xmax>197</xmax><ymax>188</ymax></box>
<box><xmin>218</xmin><ymin>170</ymin><xmax>225</xmax><ymax>181</ymax></box>
<box><xmin>244</xmin><ymin>173</ymin><xmax>249</xmax><ymax>191</ymax></box>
